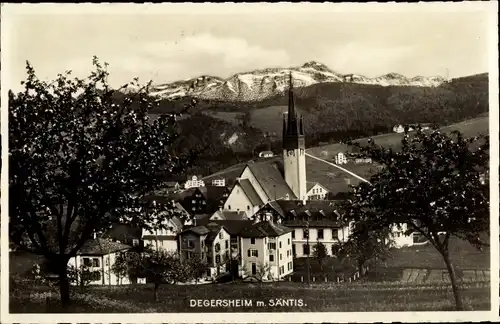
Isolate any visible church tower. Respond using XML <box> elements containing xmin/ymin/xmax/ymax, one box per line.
<box><xmin>283</xmin><ymin>73</ymin><xmax>307</xmax><ymax>200</ymax></box>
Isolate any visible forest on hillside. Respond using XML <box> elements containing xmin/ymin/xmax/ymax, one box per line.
<box><xmin>120</xmin><ymin>73</ymin><xmax>489</xmax><ymax>176</ymax></box>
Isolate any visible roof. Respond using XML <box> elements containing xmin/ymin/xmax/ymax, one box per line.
<box><xmin>239</xmin><ymin>221</ymin><xmax>292</xmax><ymax>238</ymax></box>
<box><xmin>209</xmin><ymin>219</ymin><xmax>254</xmax><ymax>236</ymax></box>
<box><xmin>247</xmin><ymin>160</ymin><xmax>297</xmax><ymax>200</ymax></box>
<box><xmin>204</xmin><ymin>222</ymin><xmax>224</xmax><ymax>244</ymax></box>
<box><xmin>102</xmin><ymin>224</ymin><xmax>142</xmax><ymax>242</ymax></box>
<box><xmin>78</xmin><ymin>238</ymin><xmax>131</xmax><ymax>256</ymax></box>
<box><xmin>212</xmin><ymin>210</ymin><xmax>248</xmax><ymax>221</ymax></box>
<box><xmin>238</xmin><ymin>179</ymin><xmax>264</xmax><ymax>206</ymax></box>
<box><xmin>142</xmin><ymin>235</ymin><xmax>177</xmax><ymax>240</ymax></box>
<box><xmin>181</xmin><ymin>225</ymin><xmax>210</xmax><ymax>236</ymax></box>
<box><xmin>259</xmin><ymin>200</ymin><xmax>344</xmax><ymax>227</ymax></box>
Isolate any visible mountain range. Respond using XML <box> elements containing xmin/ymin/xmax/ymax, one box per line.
<box><xmin>148</xmin><ymin>61</ymin><xmax>447</xmax><ymax>102</ymax></box>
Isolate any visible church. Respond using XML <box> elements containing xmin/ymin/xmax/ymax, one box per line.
<box><xmin>223</xmin><ymin>73</ymin><xmax>332</xmax><ymax>217</ymax></box>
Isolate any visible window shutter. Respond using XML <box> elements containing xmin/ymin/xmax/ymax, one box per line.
<box><xmin>255</xmin><ymin>250</ymin><xmax>258</xmax><ymax>257</ymax></box>
<box><xmin>247</xmin><ymin>249</ymin><xmax>250</xmax><ymax>257</ymax></box>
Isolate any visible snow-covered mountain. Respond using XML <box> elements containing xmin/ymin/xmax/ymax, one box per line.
<box><xmin>149</xmin><ymin>61</ymin><xmax>446</xmax><ymax>101</ymax></box>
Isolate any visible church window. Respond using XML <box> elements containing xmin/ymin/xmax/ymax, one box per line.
<box><xmin>228</xmin><ymin>205</ymin><xmax>231</xmax><ymax>210</ymax></box>
<box><xmin>247</xmin><ymin>205</ymin><xmax>250</xmax><ymax>211</ymax></box>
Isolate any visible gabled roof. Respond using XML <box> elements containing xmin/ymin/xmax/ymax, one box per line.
<box><xmin>78</xmin><ymin>238</ymin><xmax>131</xmax><ymax>256</ymax></box>
<box><xmin>212</xmin><ymin>210</ymin><xmax>248</xmax><ymax>221</ymax></box>
<box><xmin>209</xmin><ymin>219</ymin><xmax>254</xmax><ymax>236</ymax></box>
<box><xmin>239</xmin><ymin>221</ymin><xmax>292</xmax><ymax>238</ymax></box>
<box><xmin>259</xmin><ymin>200</ymin><xmax>344</xmax><ymax>227</ymax></box>
<box><xmin>238</xmin><ymin>179</ymin><xmax>264</xmax><ymax>206</ymax></box>
<box><xmin>181</xmin><ymin>225</ymin><xmax>210</xmax><ymax>236</ymax></box>
<box><xmin>247</xmin><ymin>160</ymin><xmax>296</xmax><ymax>200</ymax></box>
<box><xmin>306</xmin><ymin>181</ymin><xmax>328</xmax><ymax>192</ymax></box>
<box><xmin>204</xmin><ymin>222</ymin><xmax>224</xmax><ymax>244</ymax></box>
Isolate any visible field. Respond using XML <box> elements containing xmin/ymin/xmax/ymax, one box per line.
<box><xmin>9</xmin><ymin>280</ymin><xmax>490</xmax><ymax>313</ymax></box>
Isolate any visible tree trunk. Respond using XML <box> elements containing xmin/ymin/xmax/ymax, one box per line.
<box><xmin>153</xmin><ymin>283</ymin><xmax>159</xmax><ymax>302</ymax></box>
<box><xmin>442</xmin><ymin>251</ymin><xmax>464</xmax><ymax>310</ymax></box>
<box><xmin>56</xmin><ymin>258</ymin><xmax>71</xmax><ymax>308</ymax></box>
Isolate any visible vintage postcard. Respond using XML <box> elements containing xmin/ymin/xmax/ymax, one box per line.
<box><xmin>1</xmin><ymin>2</ymin><xmax>499</xmax><ymax>323</ymax></box>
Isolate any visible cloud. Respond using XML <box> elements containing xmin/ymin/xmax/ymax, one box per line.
<box><xmin>106</xmin><ymin>33</ymin><xmax>292</xmax><ymax>85</ymax></box>
<box><xmin>320</xmin><ymin>42</ymin><xmax>416</xmax><ymax>77</ymax></box>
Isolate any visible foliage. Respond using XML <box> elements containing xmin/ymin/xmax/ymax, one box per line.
<box><xmin>8</xmin><ymin>57</ymin><xmax>196</xmax><ymax>306</ymax></box>
<box><xmin>312</xmin><ymin>241</ymin><xmax>328</xmax><ymax>270</ymax></box>
<box><xmin>339</xmin><ymin>220</ymin><xmax>394</xmax><ymax>275</ymax></box>
<box><xmin>67</xmin><ymin>264</ymin><xmax>95</xmax><ymax>291</ymax></box>
<box><xmin>344</xmin><ymin>127</ymin><xmax>489</xmax><ymax>310</ymax></box>
<box><xmin>245</xmin><ymin>262</ymin><xmax>273</xmax><ymax>285</ymax></box>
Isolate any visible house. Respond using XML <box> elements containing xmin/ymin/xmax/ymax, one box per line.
<box><xmin>142</xmin><ymin>216</ymin><xmax>184</xmax><ymax>252</ymax></box>
<box><xmin>258</xmin><ymin>151</ymin><xmax>274</xmax><ymax>158</ymax></box>
<box><xmin>354</xmin><ymin>157</ymin><xmax>372</xmax><ymax>164</ymax></box>
<box><xmin>306</xmin><ymin>182</ymin><xmax>329</xmax><ymax>200</ymax></box>
<box><xmin>68</xmin><ymin>238</ymin><xmax>131</xmax><ymax>286</ymax></box>
<box><xmin>253</xmin><ymin>200</ymin><xmax>351</xmax><ymax>258</ymax></box>
<box><xmin>184</xmin><ymin>175</ymin><xmax>205</xmax><ymax>189</ymax></box>
<box><xmin>210</xmin><ymin>209</ymin><xmax>249</xmax><ymax>221</ymax></box>
<box><xmin>393</xmin><ymin>125</ymin><xmax>406</xmax><ymax>133</ymax></box>
<box><xmin>211</xmin><ymin>178</ymin><xmax>226</xmax><ymax>187</ymax></box>
<box><xmin>334</xmin><ymin>152</ymin><xmax>348</xmax><ymax>165</ymax></box>
<box><xmin>223</xmin><ymin>178</ymin><xmax>268</xmax><ymax>217</ymax></box>
<box><xmin>178</xmin><ymin>223</ymin><xmax>233</xmax><ymax>278</ymax></box>
<box><xmin>181</xmin><ymin>186</ymin><xmax>231</xmax><ymax>215</ymax></box>
<box><xmin>102</xmin><ymin>224</ymin><xmax>142</xmax><ymax>250</ymax></box>
<box><xmin>238</xmin><ymin>221</ymin><xmax>294</xmax><ymax>280</ymax></box>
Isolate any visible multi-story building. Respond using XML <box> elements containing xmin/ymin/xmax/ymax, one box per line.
<box><xmin>184</xmin><ymin>175</ymin><xmax>205</xmax><ymax>189</ymax></box>
<box><xmin>238</xmin><ymin>221</ymin><xmax>294</xmax><ymax>280</ymax></box>
<box><xmin>253</xmin><ymin>200</ymin><xmax>351</xmax><ymax>258</ymax></box>
<box><xmin>306</xmin><ymin>182</ymin><xmax>329</xmax><ymax>200</ymax></box>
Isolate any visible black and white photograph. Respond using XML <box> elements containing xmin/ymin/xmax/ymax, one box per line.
<box><xmin>1</xmin><ymin>2</ymin><xmax>498</xmax><ymax>323</ymax></box>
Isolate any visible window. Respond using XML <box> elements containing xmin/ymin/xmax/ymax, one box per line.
<box><xmin>82</xmin><ymin>258</ymin><xmax>91</xmax><ymax>266</ymax></box>
<box><xmin>215</xmin><ymin>243</ymin><xmax>221</xmax><ymax>252</ymax></box>
<box><xmin>292</xmin><ymin>230</ymin><xmax>295</xmax><ymax>239</ymax></box>
<box><xmin>215</xmin><ymin>255</ymin><xmax>221</xmax><ymax>264</ymax></box>
<box><xmin>187</xmin><ymin>240</ymin><xmax>195</xmax><ymax>248</ymax></box>
<box><xmin>303</xmin><ymin>229</ymin><xmax>308</xmax><ymax>239</ymax></box>
<box><xmin>219</xmin><ymin>232</ymin><xmax>223</xmax><ymax>239</ymax></box>
<box><xmin>332</xmin><ymin>229</ymin><xmax>338</xmax><ymax>240</ymax></box>
<box><xmin>317</xmin><ymin>229</ymin><xmax>324</xmax><ymax>239</ymax></box>
<box><xmin>248</xmin><ymin>249</ymin><xmax>258</xmax><ymax>257</ymax></box>
<box><xmin>303</xmin><ymin>244</ymin><xmax>310</xmax><ymax>255</ymax></box>
<box><xmin>132</xmin><ymin>239</ymin><xmax>140</xmax><ymax>247</ymax></box>
<box><xmin>269</xmin><ymin>254</ymin><xmax>274</xmax><ymax>262</ymax></box>
<box><xmin>281</xmin><ymin>265</ymin><xmax>284</xmax><ymax>274</ymax></box>
<box><xmin>228</xmin><ymin>205</ymin><xmax>231</xmax><ymax>210</ymax></box>
<box><xmin>247</xmin><ymin>205</ymin><xmax>250</xmax><ymax>211</ymax></box>
<box><xmin>225</xmin><ymin>240</ymin><xmax>229</xmax><ymax>249</ymax></box>
<box><xmin>288</xmin><ymin>238</ymin><xmax>290</xmax><ymax>245</ymax></box>
<box><xmin>268</xmin><ymin>242</ymin><xmax>276</xmax><ymax>250</ymax></box>
<box><xmin>279</xmin><ymin>242</ymin><xmax>282</xmax><ymax>248</ymax></box>
<box><xmin>92</xmin><ymin>258</ymin><xmax>100</xmax><ymax>267</ymax></box>
<box><xmin>250</xmin><ymin>238</ymin><xmax>256</xmax><ymax>245</ymax></box>
<box><xmin>225</xmin><ymin>251</ymin><xmax>229</xmax><ymax>260</ymax></box>
<box><xmin>292</xmin><ymin>244</ymin><xmax>296</xmax><ymax>256</ymax></box>
<box><xmin>280</xmin><ymin>254</ymin><xmax>282</xmax><ymax>260</ymax></box>
<box><xmin>251</xmin><ymin>263</ymin><xmax>257</xmax><ymax>275</ymax></box>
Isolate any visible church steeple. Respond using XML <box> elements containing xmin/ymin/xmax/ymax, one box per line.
<box><xmin>283</xmin><ymin>72</ymin><xmax>305</xmax><ymax>150</ymax></box>
<box><xmin>282</xmin><ymin>72</ymin><xmax>307</xmax><ymax>201</ymax></box>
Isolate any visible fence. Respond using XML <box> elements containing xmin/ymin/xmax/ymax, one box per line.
<box><xmin>288</xmin><ymin>268</ymin><xmax>365</xmax><ymax>284</ymax></box>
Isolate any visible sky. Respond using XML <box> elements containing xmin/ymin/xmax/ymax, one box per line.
<box><xmin>2</xmin><ymin>3</ymin><xmax>494</xmax><ymax>91</ymax></box>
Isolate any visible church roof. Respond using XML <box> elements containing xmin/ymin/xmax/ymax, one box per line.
<box><xmin>238</xmin><ymin>179</ymin><xmax>264</xmax><ymax>206</ymax></box>
<box><xmin>247</xmin><ymin>160</ymin><xmax>297</xmax><ymax>200</ymax></box>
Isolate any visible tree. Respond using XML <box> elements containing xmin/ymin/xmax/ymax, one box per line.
<box><xmin>344</xmin><ymin>127</ymin><xmax>489</xmax><ymax>310</ymax></box>
<box><xmin>245</xmin><ymin>262</ymin><xmax>272</xmax><ymax>286</ymax></box>
<box><xmin>67</xmin><ymin>264</ymin><xmax>94</xmax><ymax>293</ymax></box>
<box><xmin>312</xmin><ymin>241</ymin><xmax>327</xmax><ymax>270</ymax></box>
<box><xmin>339</xmin><ymin>220</ymin><xmax>394</xmax><ymax>276</ymax></box>
<box><xmin>8</xmin><ymin>57</ymin><xmax>197</xmax><ymax>307</ymax></box>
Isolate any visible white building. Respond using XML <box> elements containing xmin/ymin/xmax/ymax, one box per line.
<box><xmin>68</xmin><ymin>238</ymin><xmax>131</xmax><ymax>286</ymax></box>
<box><xmin>334</xmin><ymin>152</ymin><xmax>348</xmax><ymax>165</ymax></box>
<box><xmin>211</xmin><ymin>178</ymin><xmax>226</xmax><ymax>187</ymax></box>
<box><xmin>184</xmin><ymin>175</ymin><xmax>205</xmax><ymax>189</ymax></box>
<box><xmin>142</xmin><ymin>215</ymin><xmax>184</xmax><ymax>252</ymax></box>
<box><xmin>306</xmin><ymin>182</ymin><xmax>329</xmax><ymax>200</ymax></box>
<box><xmin>239</xmin><ymin>221</ymin><xmax>294</xmax><ymax>280</ymax></box>
<box><xmin>258</xmin><ymin>151</ymin><xmax>274</xmax><ymax>158</ymax></box>
<box><xmin>253</xmin><ymin>200</ymin><xmax>352</xmax><ymax>258</ymax></box>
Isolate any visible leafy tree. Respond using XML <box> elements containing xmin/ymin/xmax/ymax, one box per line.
<box><xmin>312</xmin><ymin>241</ymin><xmax>327</xmax><ymax>270</ymax></box>
<box><xmin>344</xmin><ymin>127</ymin><xmax>489</xmax><ymax>310</ymax></box>
<box><xmin>8</xmin><ymin>57</ymin><xmax>196</xmax><ymax>307</ymax></box>
<box><xmin>67</xmin><ymin>264</ymin><xmax>94</xmax><ymax>293</ymax></box>
<box><xmin>339</xmin><ymin>220</ymin><xmax>394</xmax><ymax>276</ymax></box>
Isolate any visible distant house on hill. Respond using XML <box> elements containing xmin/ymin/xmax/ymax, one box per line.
<box><xmin>393</xmin><ymin>123</ymin><xmax>432</xmax><ymax>133</ymax></box>
<box><xmin>306</xmin><ymin>182</ymin><xmax>329</xmax><ymax>200</ymax></box>
<box><xmin>258</xmin><ymin>151</ymin><xmax>274</xmax><ymax>158</ymax></box>
<box><xmin>211</xmin><ymin>178</ymin><xmax>226</xmax><ymax>187</ymax></box>
<box><xmin>184</xmin><ymin>175</ymin><xmax>205</xmax><ymax>189</ymax></box>
<box><xmin>334</xmin><ymin>152</ymin><xmax>348</xmax><ymax>165</ymax></box>
<box><xmin>68</xmin><ymin>238</ymin><xmax>131</xmax><ymax>286</ymax></box>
